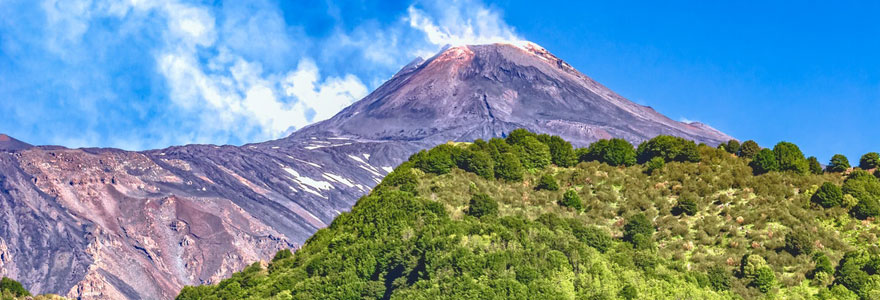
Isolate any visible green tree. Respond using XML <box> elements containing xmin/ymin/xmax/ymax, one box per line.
<box><xmin>808</xmin><ymin>156</ymin><xmax>824</xmax><ymax>175</ymax></box>
<box><xmin>559</xmin><ymin>189</ymin><xmax>582</xmax><ymax>211</ymax></box>
<box><xmin>859</xmin><ymin>152</ymin><xmax>880</xmax><ymax>170</ymax></box>
<box><xmin>623</xmin><ymin>213</ymin><xmax>654</xmax><ymax>249</ymax></box>
<box><xmin>750</xmin><ymin>148</ymin><xmax>779</xmax><ymax>175</ymax></box>
<box><xmin>494</xmin><ymin>152</ymin><xmax>524</xmax><ymax>182</ymax></box>
<box><xmin>752</xmin><ymin>267</ymin><xmax>776</xmax><ymax>293</ymax></box>
<box><xmin>810</xmin><ymin>252</ymin><xmax>834</xmax><ymax>278</ymax></box>
<box><xmin>773</xmin><ymin>141</ymin><xmax>809</xmax><ymax>174</ymax></box>
<box><xmin>724</xmin><ymin>140</ymin><xmax>741</xmax><ymax>155</ymax></box>
<box><xmin>827</xmin><ymin>154</ymin><xmax>851</xmax><ymax>173</ymax></box>
<box><xmin>635</xmin><ymin>135</ymin><xmax>701</xmax><ymax>164</ymax></box>
<box><xmin>740</xmin><ymin>254</ymin><xmax>769</xmax><ymax>279</ymax></box>
<box><xmin>812</xmin><ymin>182</ymin><xmax>844</xmax><ymax>208</ymax></box>
<box><xmin>584</xmin><ymin>138</ymin><xmax>637</xmax><ymax>166</ymax></box>
<box><xmin>467</xmin><ymin>193</ymin><xmax>498</xmax><ymax>218</ymax></box>
<box><xmin>834</xmin><ymin>251</ymin><xmax>873</xmax><ymax>298</ymax></box>
<box><xmin>513</xmin><ymin>136</ymin><xmax>552</xmax><ymax>169</ymax></box>
<box><xmin>707</xmin><ymin>266</ymin><xmax>731</xmax><ymax>291</ymax></box>
<box><xmin>572</xmin><ymin>225</ymin><xmax>612</xmax><ymax>253</ymax></box>
<box><xmin>505</xmin><ymin>128</ymin><xmax>536</xmax><ymax>145</ymax></box>
<box><xmin>535</xmin><ymin>174</ymin><xmax>559</xmax><ymax>191</ymax></box>
<box><xmin>412</xmin><ymin>146</ymin><xmax>455</xmax><ymax>174</ymax></box>
<box><xmin>544</xmin><ymin>135</ymin><xmax>577</xmax><ymax>167</ymax></box>
<box><xmin>784</xmin><ymin>230</ymin><xmax>815</xmax><ymax>256</ymax></box>
<box><xmin>619</xmin><ymin>284</ymin><xmax>637</xmax><ymax>300</ymax></box>
<box><xmin>455</xmin><ymin>149</ymin><xmax>495</xmax><ymax>180</ymax></box>
<box><xmin>672</xmin><ymin>196</ymin><xmax>698</xmax><ymax>216</ymax></box>
<box><xmin>0</xmin><ymin>277</ymin><xmax>30</xmax><ymax>297</ymax></box>
<box><xmin>739</xmin><ymin>140</ymin><xmax>761</xmax><ymax>158</ymax></box>
<box><xmin>645</xmin><ymin>156</ymin><xmax>665</xmax><ymax>175</ymax></box>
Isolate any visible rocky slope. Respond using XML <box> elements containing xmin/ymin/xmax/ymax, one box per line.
<box><xmin>0</xmin><ymin>42</ymin><xmax>732</xmax><ymax>299</ymax></box>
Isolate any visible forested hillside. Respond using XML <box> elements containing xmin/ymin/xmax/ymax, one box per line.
<box><xmin>0</xmin><ymin>277</ymin><xmax>64</xmax><ymax>300</ymax></box>
<box><xmin>178</xmin><ymin>129</ymin><xmax>880</xmax><ymax>299</ymax></box>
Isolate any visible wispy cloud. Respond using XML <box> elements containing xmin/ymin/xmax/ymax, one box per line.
<box><xmin>0</xmin><ymin>0</ymin><xmax>523</xmax><ymax>150</ymax></box>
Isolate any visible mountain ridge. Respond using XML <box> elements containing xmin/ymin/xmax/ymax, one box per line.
<box><xmin>0</xmin><ymin>42</ymin><xmax>733</xmax><ymax>299</ymax></box>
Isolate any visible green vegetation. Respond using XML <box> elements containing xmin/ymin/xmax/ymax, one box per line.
<box><xmin>720</xmin><ymin>140</ymin><xmax>741</xmax><ymax>155</ymax></box>
<box><xmin>750</xmin><ymin>148</ymin><xmax>778</xmax><ymax>175</ymax></box>
<box><xmin>860</xmin><ymin>152</ymin><xmax>880</xmax><ymax>170</ymax></box>
<box><xmin>828</xmin><ymin>154</ymin><xmax>851</xmax><ymax>173</ymax></box>
<box><xmin>738</xmin><ymin>140</ymin><xmax>760</xmax><ymax>159</ymax></box>
<box><xmin>0</xmin><ymin>277</ymin><xmax>63</xmax><ymax>300</ymax></box>
<box><xmin>0</xmin><ymin>278</ymin><xmax>29</xmax><ymax>299</ymax></box>
<box><xmin>773</xmin><ymin>142</ymin><xmax>809</xmax><ymax>174</ymax></box>
<box><xmin>580</xmin><ymin>138</ymin><xmax>636</xmax><ymax>167</ymax></box>
<box><xmin>179</xmin><ymin>129</ymin><xmax>880</xmax><ymax>300</ymax></box>
<box><xmin>535</xmin><ymin>174</ymin><xmax>559</xmax><ymax>191</ymax></box>
<box><xmin>808</xmin><ymin>156</ymin><xmax>824</xmax><ymax>175</ymax></box>
<box><xmin>467</xmin><ymin>193</ymin><xmax>498</xmax><ymax>218</ymax></box>
<box><xmin>812</xmin><ymin>182</ymin><xmax>844</xmax><ymax>208</ymax></box>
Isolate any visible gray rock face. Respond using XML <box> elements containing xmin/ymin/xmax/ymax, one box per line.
<box><xmin>0</xmin><ymin>42</ymin><xmax>731</xmax><ymax>299</ymax></box>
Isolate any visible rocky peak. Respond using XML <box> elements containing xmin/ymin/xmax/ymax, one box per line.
<box><xmin>293</xmin><ymin>42</ymin><xmax>733</xmax><ymax>147</ymax></box>
<box><xmin>0</xmin><ymin>134</ymin><xmax>32</xmax><ymax>151</ymax></box>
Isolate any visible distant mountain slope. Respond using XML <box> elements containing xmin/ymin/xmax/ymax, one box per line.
<box><xmin>0</xmin><ymin>42</ymin><xmax>732</xmax><ymax>299</ymax></box>
<box><xmin>0</xmin><ymin>134</ymin><xmax>32</xmax><ymax>151</ymax></box>
<box><xmin>295</xmin><ymin>42</ymin><xmax>731</xmax><ymax>146</ymax></box>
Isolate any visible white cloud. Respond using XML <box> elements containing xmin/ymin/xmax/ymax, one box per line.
<box><xmin>406</xmin><ymin>0</ymin><xmax>522</xmax><ymax>50</ymax></box>
<box><xmin>18</xmin><ymin>0</ymin><xmax>521</xmax><ymax>149</ymax></box>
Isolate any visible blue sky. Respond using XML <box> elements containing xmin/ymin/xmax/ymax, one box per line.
<box><xmin>1</xmin><ymin>0</ymin><xmax>878</xmax><ymax>162</ymax></box>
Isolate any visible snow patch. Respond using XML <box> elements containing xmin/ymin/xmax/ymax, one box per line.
<box><xmin>283</xmin><ymin>167</ymin><xmax>333</xmax><ymax>191</ymax></box>
<box><xmin>322</xmin><ymin>172</ymin><xmax>355</xmax><ymax>188</ymax></box>
<box><xmin>381</xmin><ymin>166</ymin><xmax>394</xmax><ymax>173</ymax></box>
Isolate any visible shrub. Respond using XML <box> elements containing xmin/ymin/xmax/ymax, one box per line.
<box><xmin>535</xmin><ymin>174</ymin><xmax>559</xmax><ymax>191</ymax></box>
<box><xmin>0</xmin><ymin>277</ymin><xmax>30</xmax><ymax>297</ymax></box>
<box><xmin>860</xmin><ymin>152</ymin><xmax>880</xmax><ymax>170</ymax></box>
<box><xmin>619</xmin><ymin>284</ymin><xmax>637</xmax><ymax>299</ymax></box>
<box><xmin>827</xmin><ymin>154</ymin><xmax>851</xmax><ymax>173</ymax></box>
<box><xmin>467</xmin><ymin>193</ymin><xmax>498</xmax><ymax>218</ymax></box>
<box><xmin>494</xmin><ymin>153</ymin><xmax>524</xmax><ymax>181</ymax></box>
<box><xmin>834</xmin><ymin>252</ymin><xmax>873</xmax><ymax>298</ymax></box>
<box><xmin>810</xmin><ymin>253</ymin><xmax>834</xmax><ymax>277</ymax></box>
<box><xmin>636</xmin><ymin>135</ymin><xmax>701</xmax><ymax>164</ymax></box>
<box><xmin>739</xmin><ymin>140</ymin><xmax>760</xmax><ymax>158</ymax></box>
<box><xmin>559</xmin><ymin>189</ymin><xmax>583</xmax><ymax>211</ymax></box>
<box><xmin>544</xmin><ymin>135</ymin><xmax>577</xmax><ymax>167</ymax></box>
<box><xmin>752</xmin><ymin>267</ymin><xmax>776</xmax><ymax>293</ymax></box>
<box><xmin>672</xmin><ymin>196</ymin><xmax>698</xmax><ymax>216</ymax></box>
<box><xmin>513</xmin><ymin>136</ymin><xmax>552</xmax><ymax>169</ymax></box>
<box><xmin>750</xmin><ymin>148</ymin><xmax>779</xmax><ymax>175</ymax></box>
<box><xmin>851</xmin><ymin>198</ymin><xmax>880</xmax><ymax>219</ymax></box>
<box><xmin>272</xmin><ymin>249</ymin><xmax>293</xmax><ymax>262</ymax></box>
<box><xmin>784</xmin><ymin>230</ymin><xmax>815</xmax><ymax>256</ymax></box>
<box><xmin>623</xmin><ymin>213</ymin><xmax>654</xmax><ymax>249</ymax></box>
<box><xmin>573</xmin><ymin>225</ymin><xmax>612</xmax><ymax>252</ymax></box>
<box><xmin>812</xmin><ymin>182</ymin><xmax>844</xmax><ymax>208</ymax></box>
<box><xmin>740</xmin><ymin>255</ymin><xmax>761</xmax><ymax>276</ymax></box>
<box><xmin>505</xmin><ymin>128</ymin><xmax>536</xmax><ymax>145</ymax></box>
<box><xmin>645</xmin><ymin>157</ymin><xmax>665</xmax><ymax>175</ymax></box>
<box><xmin>583</xmin><ymin>138</ymin><xmax>636</xmax><ymax>166</ymax></box>
<box><xmin>808</xmin><ymin>156</ymin><xmax>824</xmax><ymax>175</ymax></box>
<box><xmin>412</xmin><ymin>146</ymin><xmax>455</xmax><ymax>174</ymax></box>
<box><xmin>773</xmin><ymin>141</ymin><xmax>808</xmax><ymax>174</ymax></box>
<box><xmin>724</xmin><ymin>140</ymin><xmax>741</xmax><ymax>155</ymax></box>
<box><xmin>456</xmin><ymin>150</ymin><xmax>495</xmax><ymax>179</ymax></box>
<box><xmin>707</xmin><ymin>266</ymin><xmax>731</xmax><ymax>291</ymax></box>
<box><xmin>378</xmin><ymin>164</ymin><xmax>419</xmax><ymax>193</ymax></box>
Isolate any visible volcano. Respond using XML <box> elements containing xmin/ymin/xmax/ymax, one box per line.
<box><xmin>0</xmin><ymin>42</ymin><xmax>731</xmax><ymax>299</ymax></box>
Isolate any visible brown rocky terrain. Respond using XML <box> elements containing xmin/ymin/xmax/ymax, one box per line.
<box><xmin>0</xmin><ymin>42</ymin><xmax>732</xmax><ymax>299</ymax></box>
